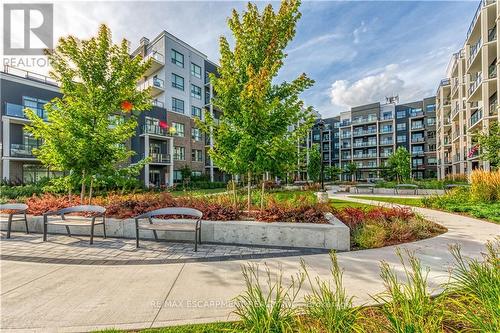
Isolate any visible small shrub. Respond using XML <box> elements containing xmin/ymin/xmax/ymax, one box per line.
<box><xmin>469</xmin><ymin>169</ymin><xmax>500</xmax><ymax>203</ymax></box>
<box><xmin>254</xmin><ymin>198</ymin><xmax>328</xmax><ymax>224</ymax></box>
<box><xmin>444</xmin><ymin>240</ymin><xmax>500</xmax><ymax>332</ymax></box>
<box><xmin>233</xmin><ymin>263</ymin><xmax>304</xmax><ymax>333</ymax></box>
<box><xmin>373</xmin><ymin>248</ymin><xmax>444</xmax><ymax>332</ymax></box>
<box><xmin>353</xmin><ymin>223</ymin><xmax>387</xmax><ymax>249</ymax></box>
<box><xmin>302</xmin><ymin>252</ymin><xmax>362</xmax><ymax>332</ymax></box>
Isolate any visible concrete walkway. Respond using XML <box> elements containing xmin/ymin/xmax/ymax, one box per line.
<box><xmin>1</xmin><ymin>194</ymin><xmax>499</xmax><ymax>332</ymax></box>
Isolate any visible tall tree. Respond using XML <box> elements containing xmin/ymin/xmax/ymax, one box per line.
<box><xmin>198</xmin><ymin>0</ymin><xmax>315</xmax><ymax>211</ymax></box>
<box><xmin>474</xmin><ymin>122</ymin><xmax>500</xmax><ymax>169</ymax></box>
<box><xmin>25</xmin><ymin>25</ymin><xmax>152</xmax><ymax>201</ymax></box>
<box><xmin>387</xmin><ymin>147</ymin><xmax>412</xmax><ymax>182</ymax></box>
<box><xmin>344</xmin><ymin>162</ymin><xmax>358</xmax><ymax>182</ymax></box>
<box><xmin>307</xmin><ymin>144</ymin><xmax>321</xmax><ymax>183</ymax></box>
<box><xmin>325</xmin><ymin>165</ymin><xmax>341</xmax><ymax>181</ymax></box>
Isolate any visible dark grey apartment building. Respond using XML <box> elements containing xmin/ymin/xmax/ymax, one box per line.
<box><xmin>307</xmin><ymin>97</ymin><xmax>438</xmax><ymax>181</ymax></box>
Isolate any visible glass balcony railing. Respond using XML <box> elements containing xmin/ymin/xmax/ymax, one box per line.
<box><xmin>341</xmin><ymin>133</ymin><xmax>351</xmax><ymax>139</ymax></box>
<box><xmin>353</xmin><ymin>141</ymin><xmax>377</xmax><ymax>148</ymax></box>
<box><xmin>380</xmin><ymin>127</ymin><xmax>393</xmax><ymax>133</ymax></box>
<box><xmin>142</xmin><ymin>124</ymin><xmax>171</xmax><ymax>137</ymax></box>
<box><xmin>10</xmin><ymin>143</ymin><xmax>39</xmax><ymax>157</ymax></box>
<box><xmin>380</xmin><ymin>140</ymin><xmax>393</xmax><ymax>145</ymax></box>
<box><xmin>351</xmin><ymin>116</ymin><xmax>378</xmax><ymax>124</ymax></box>
<box><xmin>152</xmin><ymin>99</ymin><xmax>164</xmax><ymax>108</ymax></box>
<box><xmin>352</xmin><ymin>129</ymin><xmax>377</xmax><ymax>136</ymax></box>
<box><xmin>470</xmin><ymin>108</ymin><xmax>483</xmax><ymax>126</ymax></box>
<box><xmin>409</xmin><ymin>111</ymin><xmax>424</xmax><ymax>118</ymax></box>
<box><xmin>468</xmin><ymin>37</ymin><xmax>482</xmax><ymax>67</ymax></box>
<box><xmin>4</xmin><ymin>102</ymin><xmax>47</xmax><ymax>120</ymax></box>
<box><xmin>380</xmin><ymin>152</ymin><xmax>392</xmax><ymax>158</ymax></box>
<box><xmin>488</xmin><ymin>26</ymin><xmax>497</xmax><ymax>42</ymax></box>
<box><xmin>411</xmin><ymin>123</ymin><xmax>424</xmax><ymax>130</ymax></box>
<box><xmin>469</xmin><ymin>74</ymin><xmax>482</xmax><ymax>95</ymax></box>
<box><xmin>149</xmin><ymin>153</ymin><xmax>171</xmax><ymax>164</ymax></box>
<box><xmin>488</xmin><ymin>64</ymin><xmax>497</xmax><ymax>79</ymax></box>
<box><xmin>490</xmin><ymin>101</ymin><xmax>498</xmax><ymax>116</ymax></box>
<box><xmin>144</xmin><ymin>51</ymin><xmax>164</xmax><ymax>64</ymax></box>
<box><xmin>339</xmin><ymin>121</ymin><xmax>351</xmax><ymax>127</ymax></box>
<box><xmin>411</xmin><ymin>137</ymin><xmax>425</xmax><ymax>143</ymax></box>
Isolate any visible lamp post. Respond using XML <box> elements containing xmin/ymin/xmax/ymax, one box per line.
<box><xmin>318</xmin><ymin>119</ymin><xmax>325</xmax><ymax>191</ymax></box>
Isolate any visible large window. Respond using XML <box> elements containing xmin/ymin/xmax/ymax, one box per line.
<box><xmin>191</xmin><ymin>63</ymin><xmax>202</xmax><ymax>79</ymax></box>
<box><xmin>171</xmin><ymin>73</ymin><xmax>184</xmax><ymax>90</ymax></box>
<box><xmin>397</xmin><ymin>123</ymin><xmax>406</xmax><ymax>131</ymax></box>
<box><xmin>191</xmin><ymin>106</ymin><xmax>202</xmax><ymax>118</ymax></box>
<box><xmin>192</xmin><ymin>128</ymin><xmax>202</xmax><ymax>141</ymax></box>
<box><xmin>23</xmin><ymin>96</ymin><xmax>48</xmax><ymax>119</ymax></box>
<box><xmin>171</xmin><ymin>49</ymin><xmax>184</xmax><ymax>67</ymax></box>
<box><xmin>173</xmin><ymin>170</ymin><xmax>183</xmax><ymax>182</ymax></box>
<box><xmin>172</xmin><ymin>122</ymin><xmax>185</xmax><ymax>137</ymax></box>
<box><xmin>192</xmin><ymin>149</ymin><xmax>203</xmax><ymax>162</ymax></box>
<box><xmin>396</xmin><ymin>110</ymin><xmax>406</xmax><ymax>119</ymax></box>
<box><xmin>174</xmin><ymin>146</ymin><xmax>185</xmax><ymax>160</ymax></box>
<box><xmin>191</xmin><ymin>84</ymin><xmax>202</xmax><ymax>99</ymax></box>
<box><xmin>397</xmin><ymin>135</ymin><xmax>407</xmax><ymax>143</ymax></box>
<box><xmin>172</xmin><ymin>97</ymin><xmax>184</xmax><ymax>114</ymax></box>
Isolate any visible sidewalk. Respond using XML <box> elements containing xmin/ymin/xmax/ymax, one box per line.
<box><xmin>1</xmin><ymin>194</ymin><xmax>499</xmax><ymax>332</ymax></box>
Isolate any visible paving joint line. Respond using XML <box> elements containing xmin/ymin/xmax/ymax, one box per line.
<box><xmin>1</xmin><ymin>265</ymin><xmax>67</xmax><ymax>296</ymax></box>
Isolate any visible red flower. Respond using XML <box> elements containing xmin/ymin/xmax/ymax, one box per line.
<box><xmin>121</xmin><ymin>101</ymin><xmax>134</xmax><ymax>112</ymax></box>
<box><xmin>159</xmin><ymin>121</ymin><xmax>168</xmax><ymax>129</ymax></box>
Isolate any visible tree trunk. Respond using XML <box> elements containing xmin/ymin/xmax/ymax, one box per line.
<box><xmin>260</xmin><ymin>174</ymin><xmax>265</xmax><ymax>211</ymax></box>
<box><xmin>232</xmin><ymin>174</ymin><xmax>237</xmax><ymax>208</ymax></box>
<box><xmin>247</xmin><ymin>171</ymin><xmax>251</xmax><ymax>213</ymax></box>
<box><xmin>88</xmin><ymin>177</ymin><xmax>94</xmax><ymax>204</ymax></box>
<box><xmin>80</xmin><ymin>170</ymin><xmax>86</xmax><ymax>203</ymax></box>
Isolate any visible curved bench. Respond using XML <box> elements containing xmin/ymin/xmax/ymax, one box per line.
<box><xmin>394</xmin><ymin>184</ymin><xmax>418</xmax><ymax>195</ymax></box>
<box><xmin>354</xmin><ymin>183</ymin><xmax>375</xmax><ymax>194</ymax></box>
<box><xmin>43</xmin><ymin>205</ymin><xmax>106</xmax><ymax>245</ymax></box>
<box><xmin>0</xmin><ymin>203</ymin><xmax>29</xmax><ymax>238</ymax></box>
<box><xmin>134</xmin><ymin>208</ymin><xmax>203</xmax><ymax>252</ymax></box>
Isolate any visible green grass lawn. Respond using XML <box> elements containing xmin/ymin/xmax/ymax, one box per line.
<box><xmin>350</xmin><ymin>196</ymin><xmax>424</xmax><ymax>207</ymax></box>
<box><xmin>330</xmin><ymin>198</ymin><xmax>373</xmax><ymax>209</ymax></box>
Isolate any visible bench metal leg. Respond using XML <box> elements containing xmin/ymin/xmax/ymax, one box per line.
<box><xmin>65</xmin><ymin>226</ymin><xmax>72</xmax><ymax>237</ymax></box>
<box><xmin>136</xmin><ymin>229</ymin><xmax>140</xmax><ymax>248</ymax></box>
<box><xmin>90</xmin><ymin>223</ymin><xmax>94</xmax><ymax>245</ymax></box>
<box><xmin>24</xmin><ymin>213</ymin><xmax>29</xmax><ymax>234</ymax></box>
<box><xmin>194</xmin><ymin>231</ymin><xmax>198</xmax><ymax>252</ymax></box>
<box><xmin>198</xmin><ymin>226</ymin><xmax>202</xmax><ymax>245</ymax></box>
<box><xmin>43</xmin><ymin>221</ymin><xmax>48</xmax><ymax>241</ymax></box>
<box><xmin>152</xmin><ymin>230</ymin><xmax>159</xmax><ymax>241</ymax></box>
<box><xmin>6</xmin><ymin>214</ymin><xmax>12</xmax><ymax>239</ymax></box>
<box><xmin>102</xmin><ymin>221</ymin><xmax>107</xmax><ymax>239</ymax></box>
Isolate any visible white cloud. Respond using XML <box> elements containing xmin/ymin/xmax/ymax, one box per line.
<box><xmin>353</xmin><ymin>21</ymin><xmax>367</xmax><ymax>44</ymax></box>
<box><xmin>329</xmin><ymin>64</ymin><xmax>404</xmax><ymax>110</ymax></box>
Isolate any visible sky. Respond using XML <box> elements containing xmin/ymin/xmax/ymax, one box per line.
<box><xmin>3</xmin><ymin>0</ymin><xmax>479</xmax><ymax>117</ymax></box>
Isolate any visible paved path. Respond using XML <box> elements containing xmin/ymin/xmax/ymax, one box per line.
<box><xmin>1</xmin><ymin>193</ymin><xmax>499</xmax><ymax>332</ymax></box>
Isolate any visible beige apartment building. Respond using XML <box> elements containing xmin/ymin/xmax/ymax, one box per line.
<box><xmin>437</xmin><ymin>0</ymin><xmax>499</xmax><ymax>179</ymax></box>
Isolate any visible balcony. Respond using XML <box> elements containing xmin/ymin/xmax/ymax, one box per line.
<box><xmin>141</xmin><ymin>124</ymin><xmax>172</xmax><ymax>138</ymax></box>
<box><xmin>409</xmin><ymin>111</ymin><xmax>424</xmax><ymax>118</ymax></box>
<box><xmin>379</xmin><ymin>140</ymin><xmax>393</xmax><ymax>146</ymax></box>
<box><xmin>411</xmin><ymin>137</ymin><xmax>425</xmax><ymax>143</ymax></box>
<box><xmin>10</xmin><ymin>143</ymin><xmax>38</xmax><ymax>158</ymax></box>
<box><xmin>148</xmin><ymin>153</ymin><xmax>171</xmax><ymax>164</ymax></box>
<box><xmin>489</xmin><ymin>101</ymin><xmax>498</xmax><ymax>116</ymax></box>
<box><xmin>143</xmin><ymin>51</ymin><xmax>164</xmax><ymax>76</ymax></box>
<box><xmin>440</xmin><ymin>78</ymin><xmax>451</xmax><ymax>86</ymax></box>
<box><xmin>351</xmin><ymin>116</ymin><xmax>378</xmax><ymax>125</ymax></box>
<box><xmin>381</xmin><ymin>115</ymin><xmax>393</xmax><ymax>121</ymax></box>
<box><xmin>488</xmin><ymin>64</ymin><xmax>497</xmax><ymax>79</ymax></box>
<box><xmin>468</xmin><ymin>74</ymin><xmax>482</xmax><ymax>96</ymax></box>
<box><xmin>341</xmin><ymin>133</ymin><xmax>351</xmax><ymax>139</ymax></box>
<box><xmin>380</xmin><ymin>152</ymin><xmax>392</xmax><ymax>158</ymax></box>
<box><xmin>339</xmin><ymin>121</ymin><xmax>351</xmax><ymax>127</ymax></box>
<box><xmin>411</xmin><ymin>123</ymin><xmax>424</xmax><ymax>130</ymax></box>
<box><xmin>411</xmin><ymin>150</ymin><xmax>425</xmax><ymax>156</ymax></box>
<box><xmin>353</xmin><ymin>141</ymin><xmax>377</xmax><ymax>148</ymax></box>
<box><xmin>352</xmin><ymin>129</ymin><xmax>377</xmax><ymax>136</ymax></box>
<box><xmin>353</xmin><ymin>154</ymin><xmax>377</xmax><ymax>159</ymax></box>
<box><xmin>470</xmin><ymin>108</ymin><xmax>483</xmax><ymax>127</ymax></box>
<box><xmin>341</xmin><ymin>155</ymin><xmax>351</xmax><ymax>160</ymax></box>
<box><xmin>488</xmin><ymin>26</ymin><xmax>497</xmax><ymax>42</ymax></box>
<box><xmin>4</xmin><ymin>103</ymin><xmax>47</xmax><ymax>121</ymax></box>
<box><xmin>341</xmin><ymin>144</ymin><xmax>351</xmax><ymax>149</ymax></box>
<box><xmin>140</xmin><ymin>77</ymin><xmax>165</xmax><ymax>97</ymax></box>
<box><xmin>152</xmin><ymin>99</ymin><xmax>164</xmax><ymax>108</ymax></box>
<box><xmin>468</xmin><ymin>37</ymin><xmax>482</xmax><ymax>68</ymax></box>
<box><xmin>3</xmin><ymin>65</ymin><xmax>58</xmax><ymax>86</ymax></box>
<box><xmin>380</xmin><ymin>127</ymin><xmax>393</xmax><ymax>134</ymax></box>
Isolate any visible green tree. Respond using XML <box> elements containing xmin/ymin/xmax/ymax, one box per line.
<box><xmin>179</xmin><ymin>165</ymin><xmax>192</xmax><ymax>189</ymax></box>
<box><xmin>307</xmin><ymin>144</ymin><xmax>321</xmax><ymax>183</ymax></box>
<box><xmin>387</xmin><ymin>147</ymin><xmax>412</xmax><ymax>182</ymax></box>
<box><xmin>25</xmin><ymin>25</ymin><xmax>152</xmax><ymax>201</ymax></box>
<box><xmin>474</xmin><ymin>122</ymin><xmax>500</xmax><ymax>169</ymax></box>
<box><xmin>325</xmin><ymin>165</ymin><xmax>341</xmax><ymax>181</ymax></box>
<box><xmin>344</xmin><ymin>163</ymin><xmax>358</xmax><ymax>182</ymax></box>
<box><xmin>198</xmin><ymin>0</ymin><xmax>314</xmax><ymax>211</ymax></box>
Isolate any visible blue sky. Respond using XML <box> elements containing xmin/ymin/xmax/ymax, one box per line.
<box><xmin>38</xmin><ymin>1</ymin><xmax>478</xmax><ymax>117</ymax></box>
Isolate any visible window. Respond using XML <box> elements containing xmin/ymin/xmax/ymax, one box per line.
<box><xmin>191</xmin><ymin>106</ymin><xmax>202</xmax><ymax>118</ymax></box>
<box><xmin>428</xmin><ymin>144</ymin><xmax>436</xmax><ymax>151</ymax></box>
<box><xmin>191</xmin><ymin>63</ymin><xmax>202</xmax><ymax>79</ymax></box>
<box><xmin>397</xmin><ymin>135</ymin><xmax>406</xmax><ymax>143</ymax></box>
<box><xmin>171</xmin><ymin>73</ymin><xmax>184</xmax><ymax>90</ymax></box>
<box><xmin>192</xmin><ymin>171</ymin><xmax>202</xmax><ymax>177</ymax></box>
<box><xmin>192</xmin><ymin>128</ymin><xmax>202</xmax><ymax>141</ymax></box>
<box><xmin>396</xmin><ymin>110</ymin><xmax>406</xmax><ymax>119</ymax></box>
<box><xmin>427</xmin><ymin>117</ymin><xmax>436</xmax><ymax>126</ymax></box>
<box><xmin>174</xmin><ymin>146</ymin><xmax>185</xmax><ymax>160</ymax></box>
<box><xmin>172</xmin><ymin>122</ymin><xmax>185</xmax><ymax>137</ymax></box>
<box><xmin>172</xmin><ymin>97</ymin><xmax>184</xmax><ymax>114</ymax></box>
<box><xmin>426</xmin><ymin>104</ymin><xmax>436</xmax><ymax>112</ymax></box>
<box><xmin>428</xmin><ymin>157</ymin><xmax>437</xmax><ymax>165</ymax></box>
<box><xmin>23</xmin><ymin>96</ymin><xmax>48</xmax><ymax>119</ymax></box>
<box><xmin>427</xmin><ymin>131</ymin><xmax>435</xmax><ymax>139</ymax></box>
<box><xmin>22</xmin><ymin>164</ymin><xmax>48</xmax><ymax>183</ymax></box>
<box><xmin>312</xmin><ymin>133</ymin><xmax>320</xmax><ymax>141</ymax></box>
<box><xmin>171</xmin><ymin>49</ymin><xmax>184</xmax><ymax>67</ymax></box>
<box><xmin>191</xmin><ymin>84</ymin><xmax>202</xmax><ymax>99</ymax></box>
<box><xmin>397</xmin><ymin>123</ymin><xmax>406</xmax><ymax>131</ymax></box>
<box><xmin>173</xmin><ymin>170</ymin><xmax>183</xmax><ymax>182</ymax></box>
<box><xmin>192</xmin><ymin>149</ymin><xmax>203</xmax><ymax>162</ymax></box>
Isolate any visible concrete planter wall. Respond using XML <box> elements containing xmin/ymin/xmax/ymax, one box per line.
<box><xmin>347</xmin><ymin>187</ymin><xmax>445</xmax><ymax>195</ymax></box>
<box><xmin>1</xmin><ymin>213</ymin><xmax>350</xmax><ymax>251</ymax></box>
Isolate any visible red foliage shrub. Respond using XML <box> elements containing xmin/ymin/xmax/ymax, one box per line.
<box><xmin>26</xmin><ymin>194</ymin><xmax>81</xmax><ymax>215</ymax></box>
<box><xmin>332</xmin><ymin>207</ymin><xmax>367</xmax><ymax>229</ymax></box>
<box><xmin>331</xmin><ymin>206</ymin><xmax>415</xmax><ymax>229</ymax></box>
<box><xmin>254</xmin><ymin>199</ymin><xmax>329</xmax><ymax>224</ymax></box>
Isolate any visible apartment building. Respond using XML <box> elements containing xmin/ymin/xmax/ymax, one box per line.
<box><xmin>437</xmin><ymin>0</ymin><xmax>499</xmax><ymax>179</ymax></box>
<box><xmin>1</xmin><ymin>32</ymin><xmax>227</xmax><ymax>185</ymax></box>
<box><xmin>307</xmin><ymin>97</ymin><xmax>438</xmax><ymax>181</ymax></box>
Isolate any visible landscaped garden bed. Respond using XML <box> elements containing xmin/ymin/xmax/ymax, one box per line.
<box><xmin>2</xmin><ymin>190</ymin><xmax>446</xmax><ymax>251</ymax></box>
